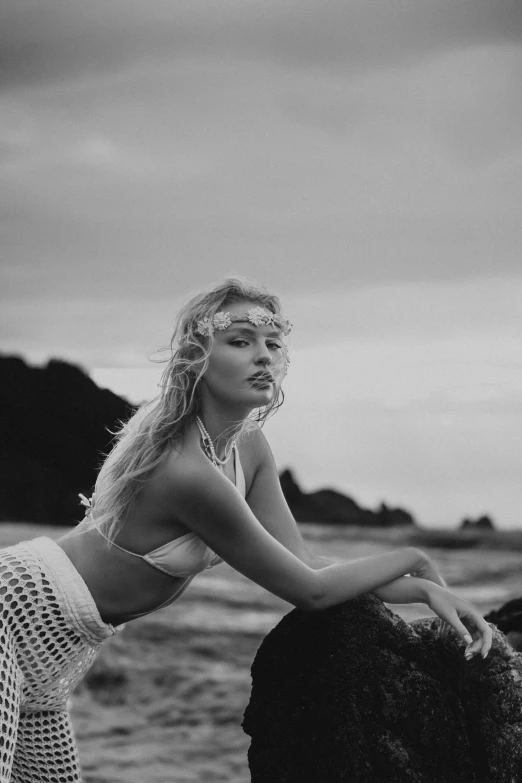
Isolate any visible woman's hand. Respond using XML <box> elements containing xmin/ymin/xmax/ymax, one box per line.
<box><xmin>424</xmin><ymin>583</ymin><xmax>493</xmax><ymax>659</ymax></box>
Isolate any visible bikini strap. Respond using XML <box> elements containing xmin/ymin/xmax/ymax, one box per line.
<box><xmin>95</xmin><ymin>524</ymin><xmax>148</xmax><ymax>561</ymax></box>
<box><xmin>234</xmin><ymin>443</ymin><xmax>246</xmax><ymax>497</ymax></box>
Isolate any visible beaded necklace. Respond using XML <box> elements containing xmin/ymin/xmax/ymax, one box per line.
<box><xmin>196</xmin><ymin>416</ymin><xmax>236</xmax><ymax>467</ymax></box>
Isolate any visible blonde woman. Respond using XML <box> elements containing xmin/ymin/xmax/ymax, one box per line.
<box><xmin>0</xmin><ymin>278</ymin><xmax>492</xmax><ymax>781</ymax></box>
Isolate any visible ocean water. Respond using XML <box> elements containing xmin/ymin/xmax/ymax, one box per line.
<box><xmin>1</xmin><ymin>522</ymin><xmax>520</xmax><ymax>782</ymax></box>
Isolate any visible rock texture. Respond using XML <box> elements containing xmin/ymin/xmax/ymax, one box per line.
<box><xmin>243</xmin><ymin>595</ymin><xmax>522</xmax><ymax>782</ymax></box>
<box><xmin>486</xmin><ymin>597</ymin><xmax>522</xmax><ymax>653</ymax></box>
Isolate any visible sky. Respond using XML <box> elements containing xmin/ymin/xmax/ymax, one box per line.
<box><xmin>2</xmin><ymin>0</ymin><xmax>521</xmax><ymax>527</ymax></box>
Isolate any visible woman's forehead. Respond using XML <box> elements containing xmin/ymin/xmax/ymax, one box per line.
<box><xmin>224</xmin><ymin>323</ymin><xmax>281</xmax><ymax>338</ymax></box>
<box><xmin>225</xmin><ymin>300</ymin><xmax>259</xmax><ymax>316</ymax></box>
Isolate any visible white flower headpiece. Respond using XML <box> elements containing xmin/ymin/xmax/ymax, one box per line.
<box><xmin>195</xmin><ymin>307</ymin><xmax>292</xmax><ymax>337</ymax></box>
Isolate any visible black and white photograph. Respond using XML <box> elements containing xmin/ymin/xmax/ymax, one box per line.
<box><xmin>1</xmin><ymin>1</ymin><xmax>522</xmax><ymax>781</ymax></box>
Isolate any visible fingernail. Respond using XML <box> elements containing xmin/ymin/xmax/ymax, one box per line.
<box><xmin>483</xmin><ymin>651</ymin><xmax>489</xmax><ymax>659</ymax></box>
<box><xmin>464</xmin><ymin>634</ymin><xmax>472</xmax><ymax>644</ymax></box>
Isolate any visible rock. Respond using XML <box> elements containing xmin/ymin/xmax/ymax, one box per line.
<box><xmin>0</xmin><ymin>354</ymin><xmax>135</xmax><ymax>522</ymax></box>
<box><xmin>243</xmin><ymin>595</ymin><xmax>522</xmax><ymax>782</ymax></box>
<box><xmin>486</xmin><ymin>597</ymin><xmax>522</xmax><ymax>652</ymax></box>
<box><xmin>279</xmin><ymin>469</ymin><xmax>416</xmax><ymax>527</ymax></box>
<box><xmin>460</xmin><ymin>515</ymin><xmax>495</xmax><ymax>531</ymax></box>
<box><xmin>375</xmin><ymin>502</ymin><xmax>415</xmax><ymax>528</ymax></box>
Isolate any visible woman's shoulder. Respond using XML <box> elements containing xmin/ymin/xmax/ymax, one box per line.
<box><xmin>160</xmin><ymin>423</ymin><xmax>208</xmax><ymax>480</ymax></box>
<box><xmin>155</xmin><ymin>420</ymin><xmax>273</xmax><ymax>497</ymax></box>
<box><xmin>236</xmin><ymin>424</ymin><xmax>275</xmax><ymax>494</ymax></box>
<box><xmin>241</xmin><ymin>423</ymin><xmax>275</xmax><ymax>465</ymax></box>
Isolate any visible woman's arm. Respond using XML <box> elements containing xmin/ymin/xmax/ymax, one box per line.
<box><xmin>243</xmin><ymin>430</ymin><xmax>450</xmax><ymax>595</ymax></box>
<box><xmin>311</xmin><ymin>550</ymin><xmax>433</xmax><ymax>610</ymax></box>
<box><xmin>244</xmin><ymin>431</ymin><xmax>432</xmax><ymax>581</ymax></box>
<box><xmin>306</xmin><ymin>553</ymin><xmax>336</xmax><ymax>570</ymax></box>
<box><xmin>308</xmin><ymin>558</ymin><xmax>443</xmax><ymax>607</ymax></box>
<box><xmin>166</xmin><ymin>452</ymin><xmax>440</xmax><ymax>611</ymax></box>
<box><xmin>243</xmin><ymin>427</ymin><xmax>313</xmax><ymax>561</ymax></box>
<box><xmin>373</xmin><ymin>575</ymin><xmax>434</xmax><ymax>604</ymax></box>
<box><xmin>375</xmin><ymin>577</ymin><xmax>492</xmax><ymax>659</ymax></box>
<box><xmin>165</xmin><ymin>444</ymin><xmax>491</xmax><ymax>656</ymax></box>
<box><xmin>244</xmin><ymin>430</ymin><xmax>446</xmax><ymax>588</ymax></box>
<box><xmin>306</xmin><ymin>562</ymin><xmax>491</xmax><ymax>659</ymax></box>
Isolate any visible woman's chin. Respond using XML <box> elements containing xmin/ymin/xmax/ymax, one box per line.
<box><xmin>245</xmin><ymin>387</ymin><xmax>276</xmax><ymax>406</ymax></box>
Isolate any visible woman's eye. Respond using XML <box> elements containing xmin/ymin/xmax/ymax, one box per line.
<box><xmin>231</xmin><ymin>339</ymin><xmax>249</xmax><ymax>347</ymax></box>
<box><xmin>268</xmin><ymin>342</ymin><xmax>282</xmax><ymax>350</ymax></box>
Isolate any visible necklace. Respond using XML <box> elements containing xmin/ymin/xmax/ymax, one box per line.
<box><xmin>196</xmin><ymin>416</ymin><xmax>236</xmax><ymax>467</ymax></box>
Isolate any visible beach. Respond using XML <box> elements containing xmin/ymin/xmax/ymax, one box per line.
<box><xmin>2</xmin><ymin>522</ymin><xmax>520</xmax><ymax>783</ymax></box>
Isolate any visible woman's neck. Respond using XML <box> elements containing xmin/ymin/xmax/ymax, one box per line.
<box><xmin>196</xmin><ymin>407</ymin><xmax>246</xmax><ymax>461</ymax></box>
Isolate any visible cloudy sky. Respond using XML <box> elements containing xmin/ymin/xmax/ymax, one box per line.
<box><xmin>2</xmin><ymin>0</ymin><xmax>521</xmax><ymax>527</ymax></box>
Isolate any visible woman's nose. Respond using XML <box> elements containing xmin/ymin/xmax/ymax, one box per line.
<box><xmin>255</xmin><ymin>344</ymin><xmax>272</xmax><ymax>365</ymax></box>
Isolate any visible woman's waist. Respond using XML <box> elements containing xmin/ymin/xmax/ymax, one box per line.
<box><xmin>56</xmin><ymin>529</ymin><xmax>190</xmax><ymax>624</ymax></box>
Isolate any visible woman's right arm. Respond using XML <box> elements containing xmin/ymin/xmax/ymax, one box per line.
<box><xmin>168</xmin><ymin>456</ymin><xmax>430</xmax><ymax>610</ymax></box>
<box><xmin>169</xmin><ymin>458</ymin><xmax>491</xmax><ymax>655</ymax></box>
<box><xmin>311</xmin><ymin>548</ymin><xmax>429</xmax><ymax>609</ymax></box>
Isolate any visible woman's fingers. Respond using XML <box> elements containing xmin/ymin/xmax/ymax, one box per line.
<box><xmin>428</xmin><ymin>587</ymin><xmax>493</xmax><ymax>660</ymax></box>
<box><xmin>442</xmin><ymin>609</ymin><xmax>475</xmax><ymax>647</ymax></box>
<box><xmin>461</xmin><ymin>611</ymin><xmax>493</xmax><ymax>659</ymax></box>
<box><xmin>435</xmin><ymin>607</ymin><xmax>492</xmax><ymax>659</ymax></box>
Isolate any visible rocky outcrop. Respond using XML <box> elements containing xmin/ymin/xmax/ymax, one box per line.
<box><xmin>486</xmin><ymin>597</ymin><xmax>522</xmax><ymax>652</ymax></box>
<box><xmin>461</xmin><ymin>515</ymin><xmax>495</xmax><ymax>531</ymax></box>
<box><xmin>243</xmin><ymin>595</ymin><xmax>522</xmax><ymax>782</ymax></box>
<box><xmin>279</xmin><ymin>469</ymin><xmax>416</xmax><ymax>527</ymax></box>
<box><xmin>0</xmin><ymin>355</ymin><xmax>134</xmax><ymax>523</ymax></box>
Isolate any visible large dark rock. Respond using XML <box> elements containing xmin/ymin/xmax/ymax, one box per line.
<box><xmin>0</xmin><ymin>355</ymin><xmax>135</xmax><ymax>523</ymax></box>
<box><xmin>243</xmin><ymin>595</ymin><xmax>522</xmax><ymax>782</ymax></box>
<box><xmin>279</xmin><ymin>469</ymin><xmax>416</xmax><ymax>527</ymax></box>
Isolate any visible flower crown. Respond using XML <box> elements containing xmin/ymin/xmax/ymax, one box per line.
<box><xmin>195</xmin><ymin>306</ymin><xmax>292</xmax><ymax>337</ymax></box>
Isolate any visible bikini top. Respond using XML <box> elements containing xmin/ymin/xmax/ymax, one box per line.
<box><xmin>95</xmin><ymin>444</ymin><xmax>246</xmax><ymax>579</ymax></box>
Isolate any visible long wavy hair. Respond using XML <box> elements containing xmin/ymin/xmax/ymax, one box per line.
<box><xmin>84</xmin><ymin>277</ymin><xmax>288</xmax><ymax>544</ymax></box>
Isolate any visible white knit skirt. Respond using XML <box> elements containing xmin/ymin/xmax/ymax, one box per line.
<box><xmin>0</xmin><ymin>536</ymin><xmax>123</xmax><ymax>782</ymax></box>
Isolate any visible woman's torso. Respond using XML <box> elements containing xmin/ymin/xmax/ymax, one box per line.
<box><xmin>57</xmin><ymin>426</ymin><xmax>254</xmax><ymax>625</ymax></box>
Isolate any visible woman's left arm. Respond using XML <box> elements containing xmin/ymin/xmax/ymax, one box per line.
<box><xmin>306</xmin><ymin>557</ymin><xmax>490</xmax><ymax>658</ymax></box>
<box><xmin>307</xmin><ymin>561</ymin><xmax>440</xmax><ymax>604</ymax></box>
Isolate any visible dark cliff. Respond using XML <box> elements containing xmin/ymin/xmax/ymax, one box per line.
<box><xmin>0</xmin><ymin>355</ymin><xmax>134</xmax><ymax>523</ymax></box>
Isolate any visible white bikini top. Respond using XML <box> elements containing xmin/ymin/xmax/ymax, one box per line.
<box><xmin>95</xmin><ymin>444</ymin><xmax>246</xmax><ymax>579</ymax></box>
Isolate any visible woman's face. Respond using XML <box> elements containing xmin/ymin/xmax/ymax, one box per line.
<box><xmin>201</xmin><ymin>300</ymin><xmax>286</xmax><ymax>412</ymax></box>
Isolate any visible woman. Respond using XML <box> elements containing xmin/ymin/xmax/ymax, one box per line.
<box><xmin>0</xmin><ymin>277</ymin><xmax>491</xmax><ymax>781</ymax></box>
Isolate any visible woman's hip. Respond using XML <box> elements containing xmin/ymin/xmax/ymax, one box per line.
<box><xmin>0</xmin><ymin>536</ymin><xmax>121</xmax><ymax>710</ymax></box>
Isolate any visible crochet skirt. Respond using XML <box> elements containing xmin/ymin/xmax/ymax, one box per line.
<box><xmin>0</xmin><ymin>536</ymin><xmax>122</xmax><ymax>782</ymax></box>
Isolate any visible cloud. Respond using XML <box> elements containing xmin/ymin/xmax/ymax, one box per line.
<box><xmin>1</xmin><ymin>2</ymin><xmax>521</xmax><ymax>370</ymax></box>
<box><xmin>1</xmin><ymin>0</ymin><xmax>521</xmax><ymax>89</ymax></box>
<box><xmin>2</xmin><ymin>43</ymin><xmax>521</xmax><ymax>312</ymax></box>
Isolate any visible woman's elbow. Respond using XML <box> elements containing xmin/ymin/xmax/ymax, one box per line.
<box><xmin>292</xmin><ymin>580</ymin><xmax>325</xmax><ymax>612</ymax></box>
<box><xmin>272</xmin><ymin>572</ymin><xmax>324</xmax><ymax>611</ymax></box>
